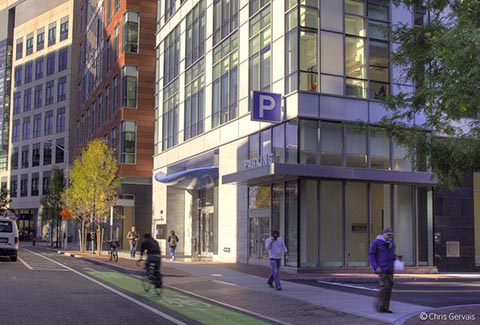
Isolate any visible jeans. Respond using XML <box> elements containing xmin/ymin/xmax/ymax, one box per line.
<box><xmin>145</xmin><ymin>254</ymin><xmax>161</xmax><ymax>287</ymax></box>
<box><xmin>169</xmin><ymin>246</ymin><xmax>176</xmax><ymax>258</ymax></box>
<box><xmin>129</xmin><ymin>241</ymin><xmax>137</xmax><ymax>257</ymax></box>
<box><xmin>267</xmin><ymin>258</ymin><xmax>281</xmax><ymax>288</ymax></box>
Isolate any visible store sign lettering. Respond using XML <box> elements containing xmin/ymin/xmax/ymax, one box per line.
<box><xmin>244</xmin><ymin>154</ymin><xmax>273</xmax><ymax>170</ymax></box>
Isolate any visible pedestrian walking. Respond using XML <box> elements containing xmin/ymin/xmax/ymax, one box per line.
<box><xmin>265</xmin><ymin>230</ymin><xmax>288</xmax><ymax>290</ymax></box>
<box><xmin>127</xmin><ymin>226</ymin><xmax>140</xmax><ymax>257</ymax></box>
<box><xmin>369</xmin><ymin>227</ymin><xmax>396</xmax><ymax>313</ymax></box>
<box><xmin>167</xmin><ymin>230</ymin><xmax>179</xmax><ymax>261</ymax></box>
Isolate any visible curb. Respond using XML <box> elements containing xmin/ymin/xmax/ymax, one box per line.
<box><xmin>67</xmin><ymin>252</ymin><xmax>187</xmax><ymax>278</ymax></box>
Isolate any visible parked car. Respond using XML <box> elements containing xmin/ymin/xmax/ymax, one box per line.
<box><xmin>0</xmin><ymin>217</ymin><xmax>19</xmax><ymax>261</ymax></box>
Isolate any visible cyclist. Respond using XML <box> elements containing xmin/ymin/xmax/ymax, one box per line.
<box><xmin>138</xmin><ymin>233</ymin><xmax>161</xmax><ymax>288</ymax></box>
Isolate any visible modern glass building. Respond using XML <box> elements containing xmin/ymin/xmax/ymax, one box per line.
<box><xmin>152</xmin><ymin>0</ymin><xmax>441</xmax><ymax>270</ymax></box>
<box><xmin>6</xmin><ymin>0</ymin><xmax>74</xmax><ymax>242</ymax></box>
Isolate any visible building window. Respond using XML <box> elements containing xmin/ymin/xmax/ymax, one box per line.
<box><xmin>212</xmin><ymin>33</ymin><xmax>238</xmax><ymax>127</ymax></box>
<box><xmin>56</xmin><ymin>107</ymin><xmax>66</xmax><ymax>133</ymax></box>
<box><xmin>121</xmin><ymin>121</ymin><xmax>136</xmax><ymax>164</ymax></box>
<box><xmin>14</xmin><ymin>66</ymin><xmax>22</xmax><ymax>87</ymax></box>
<box><xmin>42</xmin><ymin>171</ymin><xmax>50</xmax><ymax>195</ymax></box>
<box><xmin>106</xmin><ymin>0</ymin><xmax>112</xmax><ymax>23</ymax></box>
<box><xmin>12</xmin><ymin>120</ymin><xmax>20</xmax><ymax>143</ymax></box>
<box><xmin>23</xmin><ymin>89</ymin><xmax>31</xmax><ymax>112</ymax></box>
<box><xmin>44</xmin><ymin>110</ymin><xmax>53</xmax><ymax>135</ymax></box>
<box><xmin>97</xmin><ymin>93</ymin><xmax>102</xmax><ymax>128</ymax></box>
<box><xmin>34</xmin><ymin>85</ymin><xmax>43</xmax><ymax>109</ymax></box>
<box><xmin>213</xmin><ymin>0</ymin><xmax>238</xmax><ymax>45</ymax></box>
<box><xmin>112</xmin><ymin>76</ymin><xmax>118</xmax><ymax>113</ymax></box>
<box><xmin>60</xmin><ymin>19</ymin><xmax>69</xmax><ymax>41</ymax></box>
<box><xmin>111</xmin><ymin>127</ymin><xmax>117</xmax><ymax>152</ymax></box>
<box><xmin>32</xmin><ymin>144</ymin><xmax>40</xmax><ymax>167</ymax></box>
<box><xmin>47</xmin><ymin>53</ymin><xmax>56</xmax><ymax>76</ymax></box>
<box><xmin>249</xmin><ymin>1</ymin><xmax>272</xmax><ymax>93</ymax></box>
<box><xmin>20</xmin><ymin>175</ymin><xmax>28</xmax><ymax>197</ymax></box>
<box><xmin>165</xmin><ymin>0</ymin><xmax>175</xmax><ymax>22</ymax></box>
<box><xmin>105</xmin><ymin>85</ymin><xmax>110</xmax><ymax>122</ymax></box>
<box><xmin>163</xmin><ymin>26</ymin><xmax>180</xmax><ymax>85</ymax></box>
<box><xmin>35</xmin><ymin>58</ymin><xmax>44</xmax><ymax>80</ymax></box>
<box><xmin>15</xmin><ymin>39</ymin><xmax>23</xmax><ymax>60</ymax></box>
<box><xmin>13</xmin><ymin>92</ymin><xmax>21</xmax><ymax>115</ymax></box>
<box><xmin>24</xmin><ymin>62</ymin><xmax>32</xmax><ymax>84</ymax></box>
<box><xmin>285</xmin><ymin>1</ymin><xmax>318</xmax><ymax>93</ymax></box>
<box><xmin>48</xmin><ymin>24</ymin><xmax>56</xmax><ymax>46</ymax></box>
<box><xmin>114</xmin><ymin>0</ymin><xmax>120</xmax><ymax>13</ymax></box>
<box><xmin>37</xmin><ymin>31</ymin><xmax>45</xmax><ymax>51</ymax></box>
<box><xmin>58</xmin><ymin>48</ymin><xmax>68</xmax><ymax>71</ymax></box>
<box><xmin>33</xmin><ymin>113</ymin><xmax>41</xmax><ymax>138</ymax></box>
<box><xmin>26</xmin><ymin>36</ymin><xmax>33</xmax><ymax>56</ymax></box>
<box><xmin>10</xmin><ymin>176</ymin><xmax>17</xmax><ymax>198</ymax></box>
<box><xmin>21</xmin><ymin>146</ymin><xmax>29</xmax><ymax>169</ymax></box>
<box><xmin>31</xmin><ymin>173</ymin><xmax>39</xmax><ymax>196</ymax></box>
<box><xmin>184</xmin><ymin>59</ymin><xmax>205</xmax><ymax>140</ymax></box>
<box><xmin>113</xmin><ymin>25</ymin><xmax>119</xmax><ymax>63</ymax></box>
<box><xmin>22</xmin><ymin>117</ymin><xmax>30</xmax><ymax>141</ymax></box>
<box><xmin>162</xmin><ymin>79</ymin><xmax>179</xmax><ymax>150</ymax></box>
<box><xmin>43</xmin><ymin>143</ymin><xmax>52</xmax><ymax>165</ymax></box>
<box><xmin>186</xmin><ymin>1</ymin><xmax>205</xmax><ymax>67</ymax></box>
<box><xmin>55</xmin><ymin>138</ymin><xmax>65</xmax><ymax>164</ymax></box>
<box><xmin>105</xmin><ymin>37</ymin><xmax>111</xmax><ymax>73</ymax></box>
<box><xmin>345</xmin><ymin>0</ymin><xmax>390</xmax><ymax>99</ymax></box>
<box><xmin>45</xmin><ymin>80</ymin><xmax>54</xmax><ymax>105</ymax></box>
<box><xmin>11</xmin><ymin>148</ymin><xmax>18</xmax><ymax>170</ymax></box>
<box><xmin>57</xmin><ymin>77</ymin><xmax>67</xmax><ymax>102</ymax></box>
<box><xmin>122</xmin><ymin>66</ymin><xmax>137</xmax><ymax>108</ymax></box>
<box><xmin>123</xmin><ymin>12</ymin><xmax>139</xmax><ymax>53</ymax></box>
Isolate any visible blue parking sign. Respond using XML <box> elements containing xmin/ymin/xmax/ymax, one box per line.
<box><xmin>251</xmin><ymin>91</ymin><xmax>282</xmax><ymax>123</ymax></box>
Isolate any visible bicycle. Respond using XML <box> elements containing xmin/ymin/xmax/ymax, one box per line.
<box><xmin>105</xmin><ymin>240</ymin><xmax>119</xmax><ymax>263</ymax></box>
<box><xmin>136</xmin><ymin>258</ymin><xmax>162</xmax><ymax>296</ymax></box>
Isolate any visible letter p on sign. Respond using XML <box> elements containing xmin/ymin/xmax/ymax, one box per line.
<box><xmin>251</xmin><ymin>91</ymin><xmax>282</xmax><ymax>123</ymax></box>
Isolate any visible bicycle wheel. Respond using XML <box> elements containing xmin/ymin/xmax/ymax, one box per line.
<box><xmin>112</xmin><ymin>250</ymin><xmax>118</xmax><ymax>263</ymax></box>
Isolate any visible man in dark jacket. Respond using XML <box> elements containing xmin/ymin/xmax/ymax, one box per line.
<box><xmin>139</xmin><ymin>233</ymin><xmax>161</xmax><ymax>288</ymax></box>
<box><xmin>369</xmin><ymin>227</ymin><xmax>395</xmax><ymax>313</ymax></box>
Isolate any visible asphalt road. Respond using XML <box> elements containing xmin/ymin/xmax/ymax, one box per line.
<box><xmin>0</xmin><ymin>248</ymin><xmax>189</xmax><ymax>325</ymax></box>
<box><xmin>290</xmin><ymin>279</ymin><xmax>480</xmax><ymax>308</ymax></box>
<box><xmin>0</xmin><ymin>247</ymin><xmax>292</xmax><ymax>325</ymax></box>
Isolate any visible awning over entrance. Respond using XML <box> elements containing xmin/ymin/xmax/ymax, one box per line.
<box><xmin>155</xmin><ymin>166</ymin><xmax>219</xmax><ymax>189</ymax></box>
<box><xmin>222</xmin><ymin>163</ymin><xmax>437</xmax><ymax>186</ymax></box>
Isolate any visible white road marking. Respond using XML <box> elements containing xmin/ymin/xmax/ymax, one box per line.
<box><xmin>23</xmin><ymin>248</ymin><xmax>187</xmax><ymax>325</ymax></box>
<box><xmin>18</xmin><ymin>257</ymin><xmax>33</xmax><ymax>270</ymax></box>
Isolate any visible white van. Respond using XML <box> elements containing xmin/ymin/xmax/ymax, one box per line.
<box><xmin>0</xmin><ymin>217</ymin><xmax>19</xmax><ymax>261</ymax></box>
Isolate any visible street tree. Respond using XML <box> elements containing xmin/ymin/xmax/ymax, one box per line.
<box><xmin>382</xmin><ymin>0</ymin><xmax>480</xmax><ymax>190</ymax></box>
<box><xmin>40</xmin><ymin>167</ymin><xmax>65</xmax><ymax>247</ymax></box>
<box><xmin>64</xmin><ymin>139</ymin><xmax>121</xmax><ymax>253</ymax></box>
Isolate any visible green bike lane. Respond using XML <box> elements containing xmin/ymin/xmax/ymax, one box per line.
<box><xmin>88</xmin><ymin>271</ymin><xmax>272</xmax><ymax>325</ymax></box>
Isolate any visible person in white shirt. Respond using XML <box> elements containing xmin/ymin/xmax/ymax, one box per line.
<box><xmin>265</xmin><ymin>230</ymin><xmax>288</xmax><ymax>290</ymax></box>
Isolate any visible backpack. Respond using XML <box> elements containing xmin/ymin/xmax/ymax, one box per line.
<box><xmin>169</xmin><ymin>235</ymin><xmax>177</xmax><ymax>247</ymax></box>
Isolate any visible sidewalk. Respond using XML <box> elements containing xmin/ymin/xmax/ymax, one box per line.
<box><xmin>50</xmin><ymin>243</ymin><xmax>480</xmax><ymax>324</ymax></box>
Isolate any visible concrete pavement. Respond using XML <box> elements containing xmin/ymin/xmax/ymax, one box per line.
<box><xmin>34</xmin><ymin>242</ymin><xmax>480</xmax><ymax>324</ymax></box>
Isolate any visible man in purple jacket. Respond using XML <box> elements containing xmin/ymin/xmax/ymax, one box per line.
<box><xmin>369</xmin><ymin>227</ymin><xmax>395</xmax><ymax>313</ymax></box>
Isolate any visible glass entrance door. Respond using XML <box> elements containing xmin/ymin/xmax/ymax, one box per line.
<box><xmin>249</xmin><ymin>217</ymin><xmax>270</xmax><ymax>263</ymax></box>
<box><xmin>199</xmin><ymin>207</ymin><xmax>214</xmax><ymax>256</ymax></box>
